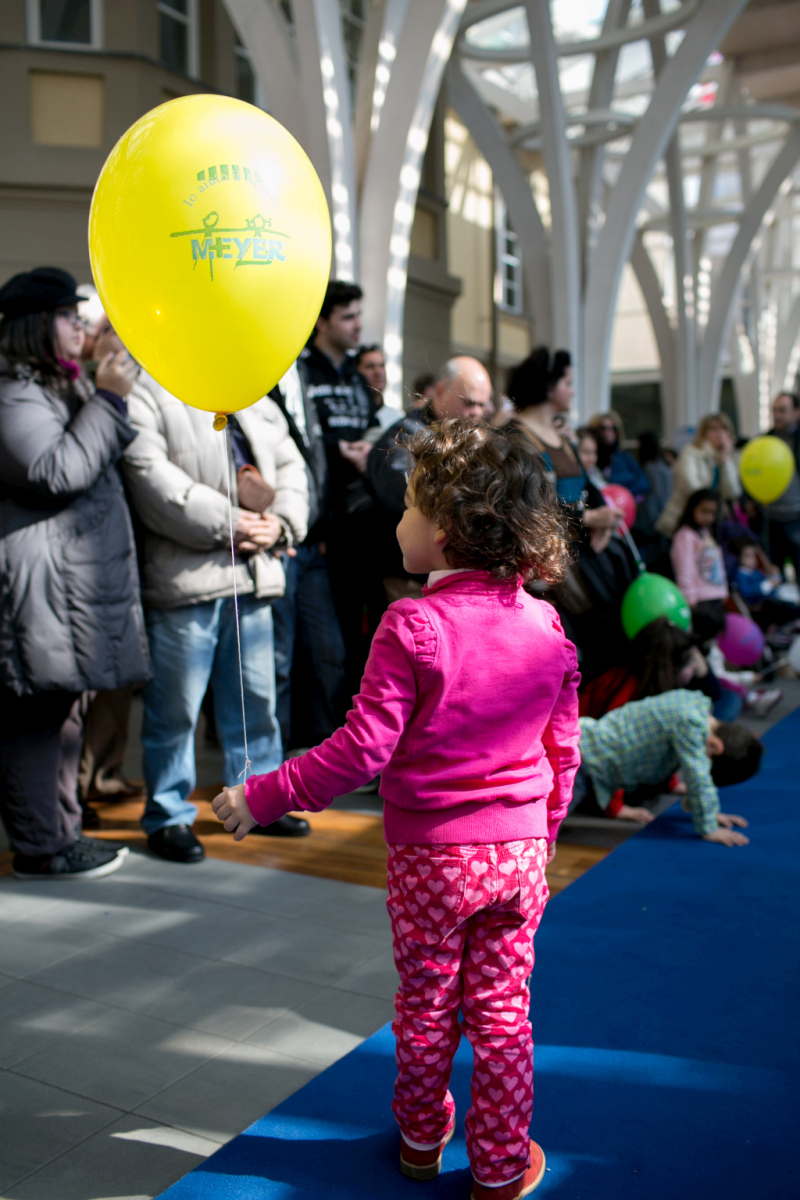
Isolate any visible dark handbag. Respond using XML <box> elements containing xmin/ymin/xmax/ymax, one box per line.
<box><xmin>236</xmin><ymin>464</ymin><xmax>275</xmax><ymax>514</ymax></box>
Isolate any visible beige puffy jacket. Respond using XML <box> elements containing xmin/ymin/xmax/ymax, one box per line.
<box><xmin>122</xmin><ymin>374</ymin><xmax>308</xmax><ymax>609</ymax></box>
<box><xmin>655</xmin><ymin>441</ymin><xmax>741</xmax><ymax>538</ymax></box>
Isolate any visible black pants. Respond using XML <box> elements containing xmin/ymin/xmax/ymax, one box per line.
<box><xmin>0</xmin><ymin>689</ymin><xmax>83</xmax><ymax>857</ymax></box>
<box><xmin>763</xmin><ymin>518</ymin><xmax>800</xmax><ymax>582</ymax></box>
<box><xmin>326</xmin><ymin>514</ymin><xmax>387</xmax><ymax>703</ymax></box>
<box><xmin>272</xmin><ymin>544</ymin><xmax>347</xmax><ymax>751</ymax></box>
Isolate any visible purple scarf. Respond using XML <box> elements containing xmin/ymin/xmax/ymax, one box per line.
<box><xmin>57</xmin><ymin>356</ymin><xmax>82</xmax><ymax>382</ymax></box>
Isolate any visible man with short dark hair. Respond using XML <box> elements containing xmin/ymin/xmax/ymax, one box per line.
<box><xmin>299</xmin><ymin>281</ymin><xmax>379</xmax><ymax>694</ymax></box>
<box><xmin>356</xmin><ymin>343</ymin><xmax>397</xmax><ymax>432</ymax></box>
<box><xmin>300</xmin><ymin>281</ymin><xmax>376</xmax><ymax>486</ymax></box>
<box><xmin>763</xmin><ymin>390</ymin><xmax>800</xmax><ymax>579</ymax></box>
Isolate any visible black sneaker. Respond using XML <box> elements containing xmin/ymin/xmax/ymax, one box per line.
<box><xmin>252</xmin><ymin>814</ymin><xmax>311</xmax><ymax>838</ymax></box>
<box><xmin>76</xmin><ymin>832</ymin><xmax>130</xmax><ymax>858</ymax></box>
<box><xmin>13</xmin><ymin>840</ymin><xmax>127</xmax><ymax>881</ymax></box>
<box><xmin>147</xmin><ymin>824</ymin><xmax>205</xmax><ymax>863</ymax></box>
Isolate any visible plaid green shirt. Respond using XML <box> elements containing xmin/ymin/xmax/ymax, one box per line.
<box><xmin>579</xmin><ymin>690</ymin><xmax>719</xmax><ymax>835</ymax></box>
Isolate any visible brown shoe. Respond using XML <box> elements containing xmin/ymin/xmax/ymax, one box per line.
<box><xmin>471</xmin><ymin>1140</ymin><xmax>546</xmax><ymax>1200</ymax></box>
<box><xmin>400</xmin><ymin>1117</ymin><xmax>455</xmax><ymax>1181</ymax></box>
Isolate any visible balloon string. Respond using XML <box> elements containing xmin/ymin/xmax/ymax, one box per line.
<box><xmin>618</xmin><ymin>519</ymin><xmax>646</xmax><ymax>574</ymax></box>
<box><xmin>601</xmin><ymin>495</ymin><xmax>646</xmax><ymax>574</ymax></box>
<box><xmin>222</xmin><ymin>428</ymin><xmax>252</xmax><ymax>784</ymax></box>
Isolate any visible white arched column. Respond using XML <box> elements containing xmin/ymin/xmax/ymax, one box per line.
<box><xmin>582</xmin><ymin>0</ymin><xmax>750</xmax><ymax>415</ymax></box>
<box><xmin>221</xmin><ymin>0</ymin><xmax>307</xmax><ymax>146</ymax></box>
<box><xmin>773</xmin><ymin>289</ymin><xmax>800</xmax><ymax>396</ymax></box>
<box><xmin>576</xmin><ymin>0</ymin><xmax>633</xmax><ymax>269</ymax></box>
<box><xmin>523</xmin><ymin>1</ymin><xmax>581</xmax><ymax>395</ymax></box>
<box><xmin>293</xmin><ymin>0</ymin><xmax>358</xmax><ymax>279</ymax></box>
<box><xmin>697</xmin><ymin>125</ymin><xmax>800</xmax><ymax>415</ymax></box>
<box><xmin>630</xmin><ymin>232</ymin><xmax>677</xmax><ymax>436</ymax></box>
<box><xmin>358</xmin><ymin>0</ymin><xmax>468</xmax><ymax>405</ymax></box>
<box><xmin>223</xmin><ymin>0</ymin><xmax>357</xmax><ymax>280</ymax></box>
<box><xmin>447</xmin><ymin>62</ymin><xmax>552</xmax><ymax>344</ymax></box>
<box><xmin>645</xmin><ymin>0</ymin><xmax>697</xmax><ymax>429</ymax></box>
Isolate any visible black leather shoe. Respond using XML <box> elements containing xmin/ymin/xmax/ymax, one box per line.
<box><xmin>147</xmin><ymin>825</ymin><xmax>205</xmax><ymax>863</ymax></box>
<box><xmin>253</xmin><ymin>814</ymin><xmax>311</xmax><ymax>838</ymax></box>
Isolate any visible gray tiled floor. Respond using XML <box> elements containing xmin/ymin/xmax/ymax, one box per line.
<box><xmin>0</xmin><ymin>853</ymin><xmax>395</xmax><ymax>1200</ymax></box>
<box><xmin>3</xmin><ymin>679</ymin><xmax>796</xmax><ymax>1199</ymax></box>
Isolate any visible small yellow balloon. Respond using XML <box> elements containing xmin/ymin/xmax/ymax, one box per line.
<box><xmin>740</xmin><ymin>435</ymin><xmax>795</xmax><ymax>504</ymax></box>
<box><xmin>89</xmin><ymin>95</ymin><xmax>331</xmax><ymax>413</ymax></box>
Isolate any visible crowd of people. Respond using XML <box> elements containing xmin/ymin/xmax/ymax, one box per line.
<box><xmin>1</xmin><ymin>267</ymin><xmax>797</xmax><ymax>881</ymax></box>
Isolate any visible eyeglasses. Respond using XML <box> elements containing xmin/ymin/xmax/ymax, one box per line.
<box><xmin>55</xmin><ymin>309</ymin><xmax>88</xmax><ymax>329</ymax></box>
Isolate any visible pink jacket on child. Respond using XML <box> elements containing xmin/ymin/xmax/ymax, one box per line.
<box><xmin>246</xmin><ymin>570</ymin><xmax>581</xmax><ymax>845</ymax></box>
<box><xmin>670</xmin><ymin>526</ymin><xmax>729</xmax><ymax>607</ymax></box>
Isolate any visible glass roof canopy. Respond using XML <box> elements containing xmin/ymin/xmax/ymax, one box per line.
<box><xmin>458</xmin><ymin>1</ymin><xmax>797</xmax><ymax>253</ymax></box>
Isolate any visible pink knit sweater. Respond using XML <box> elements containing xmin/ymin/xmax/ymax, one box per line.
<box><xmin>246</xmin><ymin>570</ymin><xmax>581</xmax><ymax>844</ymax></box>
<box><xmin>670</xmin><ymin>526</ymin><xmax>728</xmax><ymax>607</ymax></box>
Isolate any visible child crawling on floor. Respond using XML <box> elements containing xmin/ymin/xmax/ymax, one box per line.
<box><xmin>213</xmin><ymin>421</ymin><xmax>581</xmax><ymax>1199</ymax></box>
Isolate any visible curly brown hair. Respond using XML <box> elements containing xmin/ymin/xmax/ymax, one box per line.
<box><xmin>406</xmin><ymin>420</ymin><xmax>571</xmax><ymax>584</ymax></box>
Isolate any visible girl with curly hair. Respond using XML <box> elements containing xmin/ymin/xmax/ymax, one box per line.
<box><xmin>213</xmin><ymin>420</ymin><xmax>581</xmax><ymax>1199</ymax></box>
<box><xmin>212</xmin><ymin>422</ymin><xmax>582</xmax><ymax>1200</ymax></box>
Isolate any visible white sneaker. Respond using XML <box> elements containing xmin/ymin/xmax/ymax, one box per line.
<box><xmin>746</xmin><ymin>687</ymin><xmax>782</xmax><ymax>718</ymax></box>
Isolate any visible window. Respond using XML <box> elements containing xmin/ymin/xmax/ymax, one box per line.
<box><xmin>495</xmin><ymin>192</ymin><xmax>522</xmax><ymax>314</ymax></box>
<box><xmin>158</xmin><ymin>0</ymin><xmax>199</xmax><ymax>78</ymax></box>
<box><xmin>410</xmin><ymin>206</ymin><xmax>437</xmax><ymax>260</ymax></box>
<box><xmin>27</xmin><ymin>0</ymin><xmax>103</xmax><ymax>49</ymax></box>
<box><xmin>30</xmin><ymin>71</ymin><xmax>104</xmax><ymax>146</ymax></box>
<box><xmin>235</xmin><ymin>36</ymin><xmax>262</xmax><ymax>107</ymax></box>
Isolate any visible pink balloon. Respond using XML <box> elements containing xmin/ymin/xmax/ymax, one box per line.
<box><xmin>601</xmin><ymin>484</ymin><xmax>636</xmax><ymax>530</ymax></box>
<box><xmin>716</xmin><ymin>613</ymin><xmax>765</xmax><ymax>667</ymax></box>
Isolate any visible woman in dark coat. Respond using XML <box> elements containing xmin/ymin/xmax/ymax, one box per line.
<box><xmin>0</xmin><ymin>267</ymin><xmax>150</xmax><ymax>879</ymax></box>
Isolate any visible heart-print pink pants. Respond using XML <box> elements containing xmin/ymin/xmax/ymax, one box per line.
<box><xmin>386</xmin><ymin>838</ymin><xmax>549</xmax><ymax>1187</ymax></box>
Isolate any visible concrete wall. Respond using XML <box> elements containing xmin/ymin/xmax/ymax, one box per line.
<box><xmin>445</xmin><ymin>111</ymin><xmax>494</xmax><ymax>362</ymax></box>
<box><xmin>402</xmin><ymin>93</ymin><xmax>461</xmax><ymax>399</ymax></box>
<box><xmin>0</xmin><ymin>0</ymin><xmax>240</xmax><ymax>285</ymax></box>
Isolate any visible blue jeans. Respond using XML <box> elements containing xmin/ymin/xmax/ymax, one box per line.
<box><xmin>271</xmin><ymin>544</ymin><xmax>346</xmax><ymax>749</ymax></box>
<box><xmin>713</xmin><ymin>687</ymin><xmax>744</xmax><ymax>722</ymax></box>
<box><xmin>141</xmin><ymin>595</ymin><xmax>282</xmax><ymax>834</ymax></box>
<box><xmin>567</xmin><ymin>763</ymin><xmax>591</xmax><ymax>814</ymax></box>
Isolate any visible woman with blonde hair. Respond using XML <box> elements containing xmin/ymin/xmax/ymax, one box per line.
<box><xmin>656</xmin><ymin>412</ymin><xmax>740</xmax><ymax>537</ymax></box>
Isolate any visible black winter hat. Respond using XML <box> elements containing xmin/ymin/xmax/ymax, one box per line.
<box><xmin>0</xmin><ymin>267</ymin><xmax>88</xmax><ymax>319</ymax></box>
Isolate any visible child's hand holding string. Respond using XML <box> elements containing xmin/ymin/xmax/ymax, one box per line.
<box><xmin>212</xmin><ymin>784</ymin><xmax>258</xmax><ymax>841</ymax></box>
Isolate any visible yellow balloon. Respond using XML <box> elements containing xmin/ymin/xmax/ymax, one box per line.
<box><xmin>740</xmin><ymin>435</ymin><xmax>795</xmax><ymax>504</ymax></box>
<box><xmin>89</xmin><ymin>95</ymin><xmax>331</xmax><ymax>414</ymax></box>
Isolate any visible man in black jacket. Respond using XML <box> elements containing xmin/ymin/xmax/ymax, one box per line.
<box><xmin>763</xmin><ymin>391</ymin><xmax>800</xmax><ymax>579</ymax></box>
<box><xmin>300</xmin><ymin>280</ymin><xmax>377</xmax><ymax>516</ymax></box>
<box><xmin>269</xmin><ymin>363</ymin><xmax>347</xmax><ymax>758</ymax></box>
<box><xmin>300</xmin><ymin>281</ymin><xmax>380</xmax><ymax>695</ymax></box>
<box><xmin>365</xmin><ymin>356</ymin><xmax>492</xmax><ymax>602</ymax></box>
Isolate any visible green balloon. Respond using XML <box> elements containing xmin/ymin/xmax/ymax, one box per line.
<box><xmin>621</xmin><ymin>572</ymin><xmax>692</xmax><ymax>639</ymax></box>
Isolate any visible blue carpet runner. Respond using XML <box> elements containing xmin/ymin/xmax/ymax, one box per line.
<box><xmin>160</xmin><ymin>708</ymin><xmax>800</xmax><ymax>1198</ymax></box>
